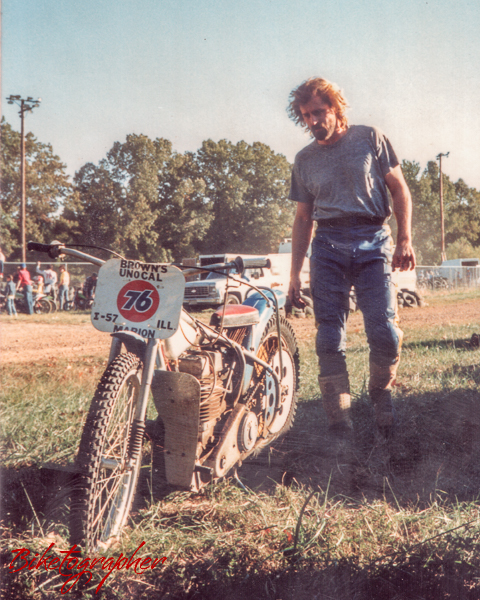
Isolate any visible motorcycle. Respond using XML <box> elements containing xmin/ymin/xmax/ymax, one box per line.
<box><xmin>27</xmin><ymin>241</ymin><xmax>299</xmax><ymax>553</ymax></box>
<box><xmin>65</xmin><ymin>286</ymin><xmax>94</xmax><ymax>311</ymax></box>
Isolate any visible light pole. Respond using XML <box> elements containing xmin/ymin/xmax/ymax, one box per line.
<box><xmin>436</xmin><ymin>151</ymin><xmax>449</xmax><ymax>263</ymax></box>
<box><xmin>6</xmin><ymin>95</ymin><xmax>41</xmax><ymax>263</ymax></box>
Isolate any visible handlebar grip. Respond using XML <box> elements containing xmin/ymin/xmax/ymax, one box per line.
<box><xmin>27</xmin><ymin>241</ymin><xmax>55</xmax><ymax>253</ymax></box>
<box><xmin>239</xmin><ymin>257</ymin><xmax>272</xmax><ymax>270</ymax></box>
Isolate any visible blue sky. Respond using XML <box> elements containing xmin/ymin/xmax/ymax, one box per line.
<box><xmin>3</xmin><ymin>0</ymin><xmax>480</xmax><ymax>188</ymax></box>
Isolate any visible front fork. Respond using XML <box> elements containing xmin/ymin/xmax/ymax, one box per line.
<box><xmin>108</xmin><ymin>335</ymin><xmax>163</xmax><ymax>469</ymax></box>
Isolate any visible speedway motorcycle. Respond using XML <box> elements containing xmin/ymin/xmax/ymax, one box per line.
<box><xmin>27</xmin><ymin>241</ymin><xmax>299</xmax><ymax>553</ymax></box>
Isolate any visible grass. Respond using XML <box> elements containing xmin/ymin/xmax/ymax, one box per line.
<box><xmin>2</xmin><ymin>292</ymin><xmax>480</xmax><ymax>598</ymax></box>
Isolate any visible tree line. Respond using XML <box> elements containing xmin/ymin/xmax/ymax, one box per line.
<box><xmin>2</xmin><ymin>118</ymin><xmax>480</xmax><ymax>265</ymax></box>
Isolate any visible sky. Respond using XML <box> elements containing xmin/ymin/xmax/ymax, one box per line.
<box><xmin>2</xmin><ymin>0</ymin><xmax>480</xmax><ymax>189</ymax></box>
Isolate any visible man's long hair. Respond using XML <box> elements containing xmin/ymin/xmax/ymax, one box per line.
<box><xmin>288</xmin><ymin>78</ymin><xmax>349</xmax><ymax>129</ymax></box>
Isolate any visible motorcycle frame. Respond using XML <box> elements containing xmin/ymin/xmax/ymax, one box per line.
<box><xmin>28</xmin><ymin>242</ymin><xmax>288</xmax><ymax>447</ymax></box>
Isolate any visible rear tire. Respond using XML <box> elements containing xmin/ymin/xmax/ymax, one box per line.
<box><xmin>34</xmin><ymin>298</ymin><xmax>51</xmax><ymax>314</ymax></box>
<box><xmin>70</xmin><ymin>353</ymin><xmax>143</xmax><ymax>552</ymax></box>
<box><xmin>255</xmin><ymin>316</ymin><xmax>300</xmax><ymax>445</ymax></box>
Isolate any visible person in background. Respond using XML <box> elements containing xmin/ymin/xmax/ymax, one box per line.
<box><xmin>5</xmin><ymin>274</ymin><xmax>17</xmax><ymax>317</ymax></box>
<box><xmin>16</xmin><ymin>264</ymin><xmax>34</xmax><ymax>315</ymax></box>
<box><xmin>36</xmin><ymin>262</ymin><xmax>58</xmax><ymax>300</ymax></box>
<box><xmin>83</xmin><ymin>272</ymin><xmax>98</xmax><ymax>300</ymax></box>
<box><xmin>0</xmin><ymin>247</ymin><xmax>5</xmax><ymax>281</ymax></box>
<box><xmin>32</xmin><ymin>275</ymin><xmax>44</xmax><ymax>299</ymax></box>
<box><xmin>58</xmin><ymin>265</ymin><xmax>70</xmax><ymax>310</ymax></box>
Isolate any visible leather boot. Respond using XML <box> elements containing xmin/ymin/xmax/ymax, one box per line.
<box><xmin>318</xmin><ymin>372</ymin><xmax>352</xmax><ymax>435</ymax></box>
<box><xmin>369</xmin><ymin>359</ymin><xmax>399</xmax><ymax>437</ymax></box>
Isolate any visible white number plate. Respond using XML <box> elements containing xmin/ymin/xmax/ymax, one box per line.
<box><xmin>91</xmin><ymin>259</ymin><xmax>185</xmax><ymax>339</ymax></box>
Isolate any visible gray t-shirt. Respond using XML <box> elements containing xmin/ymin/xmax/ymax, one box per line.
<box><xmin>289</xmin><ymin>125</ymin><xmax>399</xmax><ymax>221</ymax></box>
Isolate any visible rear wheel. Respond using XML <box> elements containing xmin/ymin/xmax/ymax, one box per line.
<box><xmin>255</xmin><ymin>316</ymin><xmax>300</xmax><ymax>445</ymax></box>
<box><xmin>70</xmin><ymin>353</ymin><xmax>143</xmax><ymax>552</ymax></box>
<box><xmin>34</xmin><ymin>298</ymin><xmax>51</xmax><ymax>314</ymax></box>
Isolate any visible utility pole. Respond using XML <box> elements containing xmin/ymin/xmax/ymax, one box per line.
<box><xmin>436</xmin><ymin>151</ymin><xmax>449</xmax><ymax>263</ymax></box>
<box><xmin>6</xmin><ymin>95</ymin><xmax>41</xmax><ymax>263</ymax></box>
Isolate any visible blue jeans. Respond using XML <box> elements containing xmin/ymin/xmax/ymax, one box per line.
<box><xmin>6</xmin><ymin>297</ymin><xmax>17</xmax><ymax>316</ymax></box>
<box><xmin>58</xmin><ymin>285</ymin><xmax>69</xmax><ymax>310</ymax></box>
<box><xmin>24</xmin><ymin>285</ymin><xmax>34</xmax><ymax>315</ymax></box>
<box><xmin>310</xmin><ymin>224</ymin><xmax>402</xmax><ymax>377</ymax></box>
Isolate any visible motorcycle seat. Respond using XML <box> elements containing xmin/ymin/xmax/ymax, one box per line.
<box><xmin>210</xmin><ymin>305</ymin><xmax>260</xmax><ymax>328</ymax></box>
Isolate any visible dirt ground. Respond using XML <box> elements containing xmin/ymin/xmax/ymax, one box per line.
<box><xmin>2</xmin><ymin>297</ymin><xmax>480</xmax><ymax>364</ymax></box>
<box><xmin>0</xmin><ymin>322</ymin><xmax>111</xmax><ymax>364</ymax></box>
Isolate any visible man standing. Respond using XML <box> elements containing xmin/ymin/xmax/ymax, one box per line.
<box><xmin>36</xmin><ymin>262</ymin><xmax>58</xmax><ymax>300</ymax></box>
<box><xmin>0</xmin><ymin>247</ymin><xmax>5</xmax><ymax>280</ymax></box>
<box><xmin>16</xmin><ymin>264</ymin><xmax>34</xmax><ymax>315</ymax></box>
<box><xmin>5</xmin><ymin>275</ymin><xmax>18</xmax><ymax>317</ymax></box>
<box><xmin>58</xmin><ymin>265</ymin><xmax>70</xmax><ymax>310</ymax></box>
<box><xmin>287</xmin><ymin>78</ymin><xmax>415</xmax><ymax>438</ymax></box>
<box><xmin>83</xmin><ymin>272</ymin><xmax>98</xmax><ymax>300</ymax></box>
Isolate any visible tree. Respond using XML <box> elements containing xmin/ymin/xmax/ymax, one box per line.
<box><xmin>63</xmin><ymin>134</ymin><xmax>172</xmax><ymax>261</ymax></box>
<box><xmin>446</xmin><ymin>237</ymin><xmax>480</xmax><ymax>260</ymax></box>
<box><xmin>191</xmin><ymin>139</ymin><xmax>295</xmax><ymax>255</ymax></box>
<box><xmin>402</xmin><ymin>159</ymin><xmax>480</xmax><ymax>264</ymax></box>
<box><xmin>64</xmin><ymin>134</ymin><xmax>211</xmax><ymax>262</ymax></box>
<box><xmin>156</xmin><ymin>152</ymin><xmax>210</xmax><ymax>259</ymax></box>
<box><xmin>0</xmin><ymin>119</ymin><xmax>72</xmax><ymax>258</ymax></box>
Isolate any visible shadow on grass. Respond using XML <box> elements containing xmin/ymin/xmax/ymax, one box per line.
<box><xmin>403</xmin><ymin>337</ymin><xmax>479</xmax><ymax>351</ymax></box>
<box><xmin>3</xmin><ymin>386</ymin><xmax>480</xmax><ymax>599</ymax></box>
<box><xmin>0</xmin><ymin>423</ymin><xmax>171</xmax><ymax>535</ymax></box>
<box><xmin>3</xmin><ymin>384</ymin><xmax>480</xmax><ymax>531</ymax></box>
<box><xmin>2</xmin><ymin>541</ymin><xmax>479</xmax><ymax>600</ymax></box>
<box><xmin>239</xmin><ymin>385</ymin><xmax>480</xmax><ymax>509</ymax></box>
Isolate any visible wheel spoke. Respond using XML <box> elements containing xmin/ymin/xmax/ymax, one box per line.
<box><xmin>70</xmin><ymin>353</ymin><xmax>143</xmax><ymax>552</ymax></box>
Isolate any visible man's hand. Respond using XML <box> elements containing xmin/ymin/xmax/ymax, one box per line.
<box><xmin>392</xmin><ymin>240</ymin><xmax>416</xmax><ymax>271</ymax></box>
<box><xmin>385</xmin><ymin>166</ymin><xmax>415</xmax><ymax>271</ymax></box>
<box><xmin>289</xmin><ymin>202</ymin><xmax>314</xmax><ymax>309</ymax></box>
<box><xmin>288</xmin><ymin>275</ymin><xmax>306</xmax><ymax>309</ymax></box>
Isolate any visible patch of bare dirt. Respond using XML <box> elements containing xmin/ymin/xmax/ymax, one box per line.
<box><xmin>1</xmin><ymin>321</ymin><xmax>111</xmax><ymax>364</ymax></box>
<box><xmin>289</xmin><ymin>296</ymin><xmax>480</xmax><ymax>339</ymax></box>
<box><xmin>2</xmin><ymin>297</ymin><xmax>480</xmax><ymax>365</ymax></box>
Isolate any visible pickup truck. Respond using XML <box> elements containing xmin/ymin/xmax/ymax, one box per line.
<box><xmin>183</xmin><ymin>254</ymin><xmax>273</xmax><ymax>308</ymax></box>
<box><xmin>182</xmin><ymin>253</ymin><xmax>298</xmax><ymax>308</ymax></box>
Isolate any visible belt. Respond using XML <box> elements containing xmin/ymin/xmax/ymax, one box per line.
<box><xmin>316</xmin><ymin>215</ymin><xmax>386</xmax><ymax>228</ymax></box>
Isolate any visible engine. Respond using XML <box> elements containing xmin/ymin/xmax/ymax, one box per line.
<box><xmin>176</xmin><ymin>348</ymin><xmax>236</xmax><ymax>459</ymax></box>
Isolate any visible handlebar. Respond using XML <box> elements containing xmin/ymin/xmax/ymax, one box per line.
<box><xmin>27</xmin><ymin>241</ymin><xmax>105</xmax><ymax>266</ymax></box>
<box><xmin>28</xmin><ymin>243</ymin><xmax>271</xmax><ymax>276</ymax></box>
<box><xmin>238</xmin><ymin>257</ymin><xmax>271</xmax><ymax>271</ymax></box>
<box><xmin>27</xmin><ymin>242</ymin><xmax>57</xmax><ymax>254</ymax></box>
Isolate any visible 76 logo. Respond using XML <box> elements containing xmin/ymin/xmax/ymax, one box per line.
<box><xmin>117</xmin><ymin>281</ymin><xmax>160</xmax><ymax>323</ymax></box>
<box><xmin>121</xmin><ymin>289</ymin><xmax>154</xmax><ymax>312</ymax></box>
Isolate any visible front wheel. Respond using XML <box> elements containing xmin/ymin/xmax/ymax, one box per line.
<box><xmin>70</xmin><ymin>353</ymin><xmax>143</xmax><ymax>552</ymax></box>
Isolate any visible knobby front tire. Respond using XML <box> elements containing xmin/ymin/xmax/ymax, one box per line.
<box><xmin>70</xmin><ymin>353</ymin><xmax>143</xmax><ymax>553</ymax></box>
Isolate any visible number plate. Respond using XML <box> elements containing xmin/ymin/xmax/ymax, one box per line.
<box><xmin>91</xmin><ymin>259</ymin><xmax>185</xmax><ymax>339</ymax></box>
